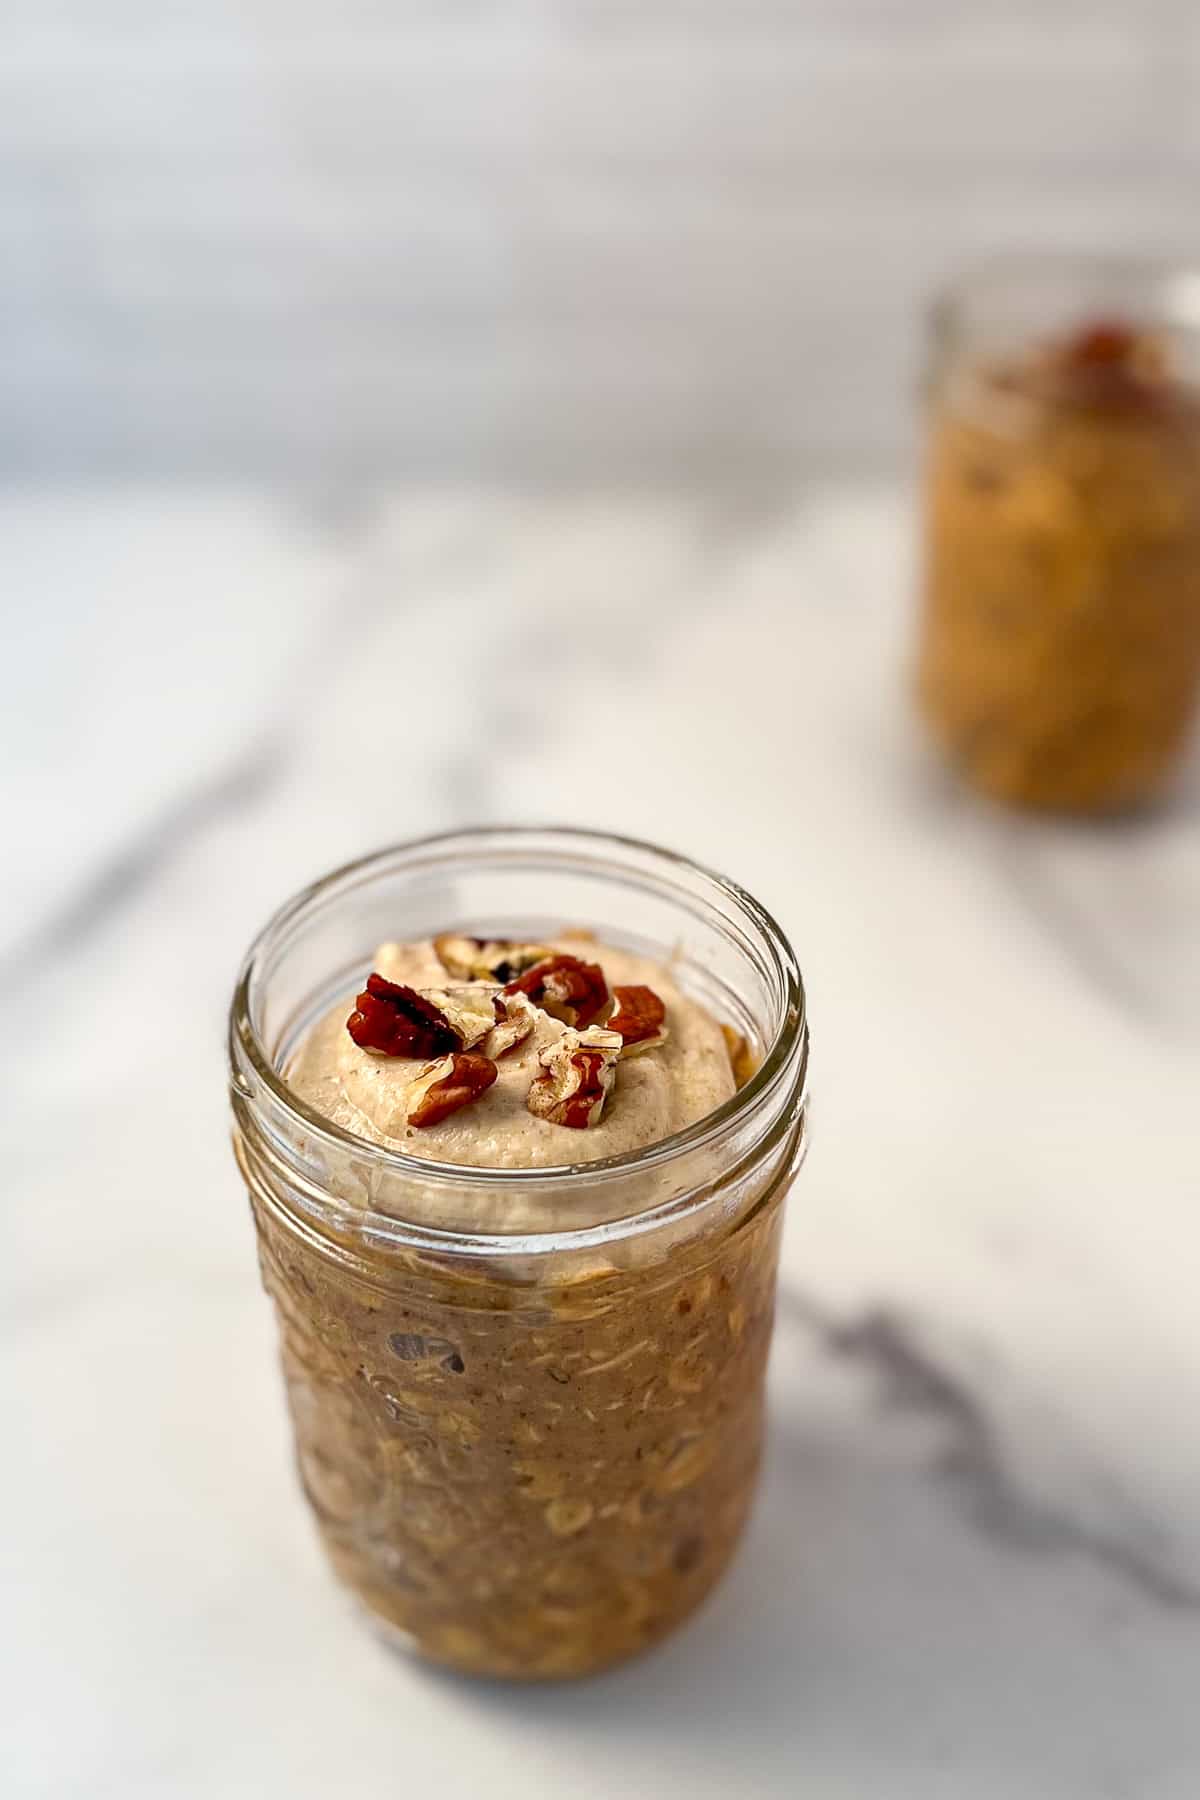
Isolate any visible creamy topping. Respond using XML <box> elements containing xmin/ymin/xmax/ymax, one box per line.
<box><xmin>286</xmin><ymin>935</ymin><xmax>737</xmax><ymax>1171</ymax></box>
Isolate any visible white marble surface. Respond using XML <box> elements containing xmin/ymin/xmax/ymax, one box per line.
<box><xmin>5</xmin><ymin>480</ymin><xmax>1200</xmax><ymax>1799</ymax></box>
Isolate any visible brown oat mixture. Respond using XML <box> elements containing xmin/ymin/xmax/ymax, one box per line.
<box><xmin>251</xmin><ymin>1175</ymin><xmax>784</xmax><ymax>1679</ymax></box>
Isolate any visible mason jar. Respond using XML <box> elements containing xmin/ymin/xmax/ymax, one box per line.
<box><xmin>228</xmin><ymin>828</ymin><xmax>809</xmax><ymax>1679</ymax></box>
<box><xmin>917</xmin><ymin>255</ymin><xmax>1200</xmax><ymax>812</ymax></box>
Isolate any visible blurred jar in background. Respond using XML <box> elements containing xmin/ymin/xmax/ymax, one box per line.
<box><xmin>916</xmin><ymin>257</ymin><xmax>1200</xmax><ymax>813</ymax></box>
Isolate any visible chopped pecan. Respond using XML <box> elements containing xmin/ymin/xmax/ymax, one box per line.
<box><xmin>347</xmin><ymin>974</ymin><xmax>462</xmax><ymax>1058</ymax></box>
<box><xmin>433</xmin><ymin>934</ymin><xmax>478</xmax><ymax>979</ymax></box>
<box><xmin>421</xmin><ymin>985</ymin><xmax>498</xmax><ymax>1050</ymax></box>
<box><xmin>434</xmin><ymin>934</ymin><xmax>551</xmax><ymax>983</ymax></box>
<box><xmin>1064</xmin><ymin>319</ymin><xmax>1138</xmax><ymax>368</ymax></box>
<box><xmin>504</xmin><ymin>953</ymin><xmax>608</xmax><ymax>1029</ymax></box>
<box><xmin>1053</xmin><ymin>318</ymin><xmax>1168</xmax><ymax>413</ymax></box>
<box><xmin>526</xmin><ymin>1026</ymin><xmax>622</xmax><ymax>1129</ymax></box>
<box><xmin>606</xmin><ymin>984</ymin><xmax>668</xmax><ymax>1055</ymax></box>
<box><xmin>407</xmin><ymin>1052</ymin><xmax>498</xmax><ymax>1128</ymax></box>
<box><xmin>484</xmin><ymin>989</ymin><xmax>539</xmax><ymax>1059</ymax></box>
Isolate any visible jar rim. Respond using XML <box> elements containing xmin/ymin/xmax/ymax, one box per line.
<box><xmin>228</xmin><ymin>826</ymin><xmax>808</xmax><ymax>1251</ymax></box>
<box><xmin>930</xmin><ymin>251</ymin><xmax>1200</xmax><ymax>347</ymax></box>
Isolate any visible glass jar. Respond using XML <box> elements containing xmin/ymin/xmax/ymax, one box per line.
<box><xmin>228</xmin><ymin>828</ymin><xmax>809</xmax><ymax>1679</ymax></box>
<box><xmin>917</xmin><ymin>255</ymin><xmax>1200</xmax><ymax>812</ymax></box>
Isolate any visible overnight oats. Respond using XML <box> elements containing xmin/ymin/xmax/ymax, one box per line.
<box><xmin>917</xmin><ymin>258</ymin><xmax>1200</xmax><ymax>812</ymax></box>
<box><xmin>228</xmin><ymin>830</ymin><xmax>809</xmax><ymax>1679</ymax></box>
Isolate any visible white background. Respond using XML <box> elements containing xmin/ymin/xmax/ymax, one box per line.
<box><xmin>6</xmin><ymin>1</ymin><xmax>1200</xmax><ymax>474</ymax></box>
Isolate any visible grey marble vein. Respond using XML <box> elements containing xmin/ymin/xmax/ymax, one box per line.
<box><xmin>983</xmin><ymin>801</ymin><xmax>1200</xmax><ymax>1040</ymax></box>
<box><xmin>987</xmin><ymin>827</ymin><xmax>1172</xmax><ymax>1034</ymax></box>
<box><xmin>0</xmin><ymin>494</ymin><xmax>393</xmax><ymax>1000</ymax></box>
<box><xmin>693</xmin><ymin>478</ymin><xmax>806</xmax><ymax>554</ymax></box>
<box><xmin>782</xmin><ymin>1286</ymin><xmax>1200</xmax><ymax>1615</ymax></box>
<box><xmin>433</xmin><ymin>500</ymin><xmax>715</xmax><ymax>822</ymax></box>
<box><xmin>0</xmin><ymin>739</ymin><xmax>283</xmax><ymax>998</ymax></box>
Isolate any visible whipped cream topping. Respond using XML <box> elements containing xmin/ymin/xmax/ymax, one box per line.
<box><xmin>286</xmin><ymin>935</ymin><xmax>737</xmax><ymax>1172</ymax></box>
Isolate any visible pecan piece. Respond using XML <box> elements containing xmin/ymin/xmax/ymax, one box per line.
<box><xmin>484</xmin><ymin>990</ymin><xmax>539</xmax><ymax>1059</ymax></box>
<box><xmin>526</xmin><ymin>1026</ymin><xmax>622</xmax><ymax>1129</ymax></box>
<box><xmin>420</xmin><ymin>985</ymin><xmax>499</xmax><ymax>1050</ymax></box>
<box><xmin>503</xmin><ymin>953</ymin><xmax>608</xmax><ymax>1030</ymax></box>
<box><xmin>1052</xmin><ymin>318</ymin><xmax>1168</xmax><ymax>414</ymax></box>
<box><xmin>606</xmin><ymin>984</ymin><xmax>668</xmax><ymax>1055</ymax></box>
<box><xmin>347</xmin><ymin>974</ymin><xmax>462</xmax><ymax>1058</ymax></box>
<box><xmin>407</xmin><ymin>1052</ymin><xmax>498</xmax><ymax>1128</ymax></box>
<box><xmin>434</xmin><ymin>934</ymin><xmax>551</xmax><ymax>984</ymax></box>
<box><xmin>1064</xmin><ymin>319</ymin><xmax>1138</xmax><ymax>368</ymax></box>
